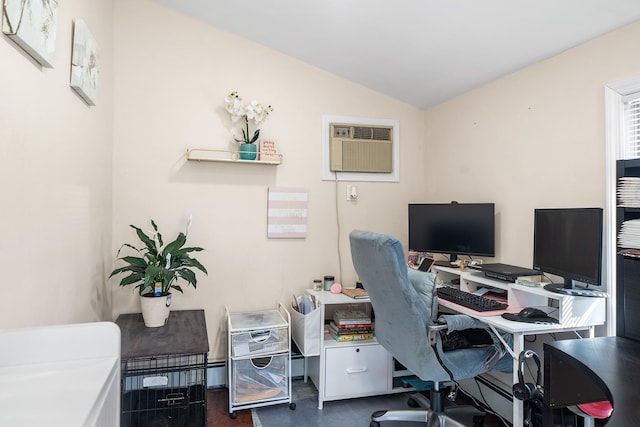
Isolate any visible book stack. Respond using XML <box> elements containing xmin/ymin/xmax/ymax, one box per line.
<box><xmin>329</xmin><ymin>310</ymin><xmax>374</xmax><ymax>342</ymax></box>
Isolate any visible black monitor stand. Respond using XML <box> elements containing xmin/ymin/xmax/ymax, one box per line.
<box><xmin>544</xmin><ymin>282</ymin><xmax>606</xmax><ymax>298</ymax></box>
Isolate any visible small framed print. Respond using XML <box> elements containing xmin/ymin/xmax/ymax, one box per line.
<box><xmin>259</xmin><ymin>140</ymin><xmax>279</xmax><ymax>162</ymax></box>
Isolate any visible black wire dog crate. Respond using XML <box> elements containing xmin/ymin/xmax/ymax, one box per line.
<box><xmin>116</xmin><ymin>310</ymin><xmax>209</xmax><ymax>427</ymax></box>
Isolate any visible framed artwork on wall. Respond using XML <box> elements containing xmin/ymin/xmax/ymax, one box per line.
<box><xmin>267</xmin><ymin>188</ymin><xmax>308</xmax><ymax>239</ymax></box>
<box><xmin>2</xmin><ymin>0</ymin><xmax>59</xmax><ymax>67</ymax></box>
<box><xmin>70</xmin><ymin>19</ymin><xmax>99</xmax><ymax>106</ymax></box>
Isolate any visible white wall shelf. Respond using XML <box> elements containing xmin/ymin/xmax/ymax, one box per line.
<box><xmin>186</xmin><ymin>148</ymin><xmax>282</xmax><ymax>165</ymax></box>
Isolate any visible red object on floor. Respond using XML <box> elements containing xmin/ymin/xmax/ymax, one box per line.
<box><xmin>577</xmin><ymin>401</ymin><xmax>613</xmax><ymax>419</ymax></box>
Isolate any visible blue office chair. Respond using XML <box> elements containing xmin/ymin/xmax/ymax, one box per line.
<box><xmin>349</xmin><ymin>230</ymin><xmax>513</xmax><ymax>427</ymax></box>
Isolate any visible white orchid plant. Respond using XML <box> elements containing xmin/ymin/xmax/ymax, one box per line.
<box><xmin>224</xmin><ymin>91</ymin><xmax>274</xmax><ymax>144</ymax></box>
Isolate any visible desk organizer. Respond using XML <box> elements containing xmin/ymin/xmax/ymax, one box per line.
<box><xmin>290</xmin><ymin>298</ymin><xmax>322</xmax><ymax>356</ymax></box>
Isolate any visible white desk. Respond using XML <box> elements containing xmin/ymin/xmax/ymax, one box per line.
<box><xmin>293</xmin><ymin>268</ymin><xmax>606</xmax><ymax>425</ymax></box>
<box><xmin>435</xmin><ymin>266</ymin><xmax>606</xmax><ymax>427</ymax></box>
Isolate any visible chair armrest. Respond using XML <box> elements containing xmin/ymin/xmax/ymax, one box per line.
<box><xmin>427</xmin><ymin>324</ymin><xmax>448</xmax><ymax>347</ymax></box>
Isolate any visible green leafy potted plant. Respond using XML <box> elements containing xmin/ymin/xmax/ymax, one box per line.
<box><xmin>109</xmin><ymin>219</ymin><xmax>208</xmax><ymax>327</ymax></box>
<box><xmin>225</xmin><ymin>91</ymin><xmax>273</xmax><ymax>160</ymax></box>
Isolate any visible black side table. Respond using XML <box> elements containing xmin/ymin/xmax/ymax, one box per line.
<box><xmin>116</xmin><ymin>309</ymin><xmax>209</xmax><ymax>427</ymax></box>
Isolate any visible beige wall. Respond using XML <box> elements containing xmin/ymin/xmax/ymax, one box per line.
<box><xmin>0</xmin><ymin>0</ymin><xmax>114</xmax><ymax>327</ymax></box>
<box><xmin>4</xmin><ymin>0</ymin><xmax>639</xmax><ymax>362</ymax></box>
<box><xmin>111</xmin><ymin>0</ymin><xmax>426</xmax><ymax>360</ymax></box>
<box><xmin>424</xmin><ymin>21</ymin><xmax>640</xmax><ymax>269</ymax></box>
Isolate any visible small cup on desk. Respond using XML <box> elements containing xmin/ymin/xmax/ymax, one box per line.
<box><xmin>323</xmin><ymin>275</ymin><xmax>335</xmax><ymax>291</ymax></box>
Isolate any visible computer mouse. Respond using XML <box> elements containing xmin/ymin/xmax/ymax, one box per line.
<box><xmin>519</xmin><ymin>307</ymin><xmax>548</xmax><ymax>319</ymax></box>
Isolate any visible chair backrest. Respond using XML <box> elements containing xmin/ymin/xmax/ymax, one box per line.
<box><xmin>349</xmin><ymin>229</ymin><xmax>451</xmax><ymax>381</ymax></box>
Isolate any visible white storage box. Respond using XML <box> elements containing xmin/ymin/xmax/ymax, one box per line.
<box><xmin>290</xmin><ymin>304</ymin><xmax>321</xmax><ymax>356</ymax></box>
<box><xmin>232</xmin><ymin>354</ymin><xmax>289</xmax><ymax>404</ymax></box>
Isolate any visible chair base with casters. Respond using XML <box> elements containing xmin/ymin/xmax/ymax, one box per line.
<box><xmin>369</xmin><ymin>384</ymin><xmax>486</xmax><ymax>427</ymax></box>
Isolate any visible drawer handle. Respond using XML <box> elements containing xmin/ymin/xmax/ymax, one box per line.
<box><xmin>251</xmin><ymin>356</ymin><xmax>273</xmax><ymax>369</ymax></box>
<box><xmin>157</xmin><ymin>393</ymin><xmax>185</xmax><ymax>405</ymax></box>
<box><xmin>250</xmin><ymin>330</ymin><xmax>272</xmax><ymax>342</ymax></box>
<box><xmin>345</xmin><ymin>367</ymin><xmax>368</xmax><ymax>374</ymax></box>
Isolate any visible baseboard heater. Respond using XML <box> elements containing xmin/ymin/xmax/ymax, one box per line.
<box><xmin>475</xmin><ymin>374</ymin><xmax>513</xmax><ymax>400</ymax></box>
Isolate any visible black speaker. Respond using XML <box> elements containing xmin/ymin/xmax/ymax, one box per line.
<box><xmin>512</xmin><ymin>349</ymin><xmax>542</xmax><ymax>402</ymax></box>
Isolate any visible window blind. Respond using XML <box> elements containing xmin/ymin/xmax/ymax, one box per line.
<box><xmin>624</xmin><ymin>93</ymin><xmax>640</xmax><ymax>159</ymax></box>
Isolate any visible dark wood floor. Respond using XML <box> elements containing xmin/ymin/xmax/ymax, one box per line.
<box><xmin>206</xmin><ymin>387</ymin><xmax>506</xmax><ymax>427</ymax></box>
<box><xmin>207</xmin><ymin>388</ymin><xmax>252</xmax><ymax>427</ymax></box>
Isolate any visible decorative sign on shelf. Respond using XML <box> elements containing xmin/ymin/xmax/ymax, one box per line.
<box><xmin>259</xmin><ymin>140</ymin><xmax>279</xmax><ymax>161</ymax></box>
<box><xmin>267</xmin><ymin>187</ymin><xmax>308</xmax><ymax>239</ymax></box>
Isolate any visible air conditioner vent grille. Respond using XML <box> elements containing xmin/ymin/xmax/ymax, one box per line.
<box><xmin>353</xmin><ymin>126</ymin><xmax>392</xmax><ymax>141</ymax></box>
<box><xmin>341</xmin><ymin>140</ymin><xmax>392</xmax><ymax>173</ymax></box>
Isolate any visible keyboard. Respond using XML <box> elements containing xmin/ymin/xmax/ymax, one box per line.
<box><xmin>437</xmin><ymin>287</ymin><xmax>508</xmax><ymax>312</ymax></box>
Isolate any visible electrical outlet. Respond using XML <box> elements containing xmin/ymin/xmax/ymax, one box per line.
<box><xmin>346</xmin><ymin>185</ymin><xmax>358</xmax><ymax>201</ymax></box>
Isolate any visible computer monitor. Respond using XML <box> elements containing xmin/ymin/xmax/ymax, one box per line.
<box><xmin>533</xmin><ymin>208</ymin><xmax>603</xmax><ymax>296</ymax></box>
<box><xmin>408</xmin><ymin>202</ymin><xmax>495</xmax><ymax>263</ymax></box>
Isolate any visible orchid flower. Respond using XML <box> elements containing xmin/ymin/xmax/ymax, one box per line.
<box><xmin>224</xmin><ymin>91</ymin><xmax>273</xmax><ymax>144</ymax></box>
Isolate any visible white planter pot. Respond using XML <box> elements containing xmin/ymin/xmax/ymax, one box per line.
<box><xmin>139</xmin><ymin>293</ymin><xmax>172</xmax><ymax>327</ymax></box>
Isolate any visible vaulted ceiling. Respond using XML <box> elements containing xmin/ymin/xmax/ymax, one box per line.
<box><xmin>154</xmin><ymin>0</ymin><xmax>640</xmax><ymax>109</ymax></box>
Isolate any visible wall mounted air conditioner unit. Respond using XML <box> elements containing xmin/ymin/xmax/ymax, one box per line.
<box><xmin>329</xmin><ymin>123</ymin><xmax>393</xmax><ymax>173</ymax></box>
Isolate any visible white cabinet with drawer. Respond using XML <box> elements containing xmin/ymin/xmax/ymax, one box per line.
<box><xmin>303</xmin><ymin>290</ymin><xmax>409</xmax><ymax>409</ymax></box>
<box><xmin>324</xmin><ymin>343</ymin><xmax>390</xmax><ymax>397</ymax></box>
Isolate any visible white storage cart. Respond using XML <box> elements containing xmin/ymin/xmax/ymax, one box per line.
<box><xmin>226</xmin><ymin>304</ymin><xmax>296</xmax><ymax>418</ymax></box>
